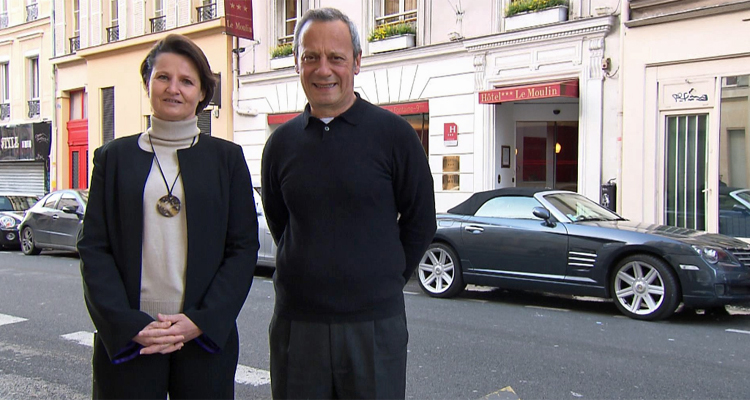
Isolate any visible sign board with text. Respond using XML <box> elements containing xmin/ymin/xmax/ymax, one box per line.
<box><xmin>225</xmin><ymin>0</ymin><xmax>254</xmax><ymax>40</ymax></box>
<box><xmin>444</xmin><ymin>123</ymin><xmax>458</xmax><ymax>147</ymax></box>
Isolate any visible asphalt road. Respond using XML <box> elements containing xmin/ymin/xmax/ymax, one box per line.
<box><xmin>0</xmin><ymin>250</ymin><xmax>749</xmax><ymax>399</ymax></box>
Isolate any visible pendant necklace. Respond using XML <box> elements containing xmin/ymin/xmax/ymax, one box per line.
<box><xmin>148</xmin><ymin>134</ymin><xmax>196</xmax><ymax>218</ymax></box>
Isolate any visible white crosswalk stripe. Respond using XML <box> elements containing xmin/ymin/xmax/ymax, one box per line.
<box><xmin>0</xmin><ymin>313</ymin><xmax>28</xmax><ymax>327</ymax></box>
<box><xmin>60</xmin><ymin>330</ymin><xmax>270</xmax><ymax>386</ymax></box>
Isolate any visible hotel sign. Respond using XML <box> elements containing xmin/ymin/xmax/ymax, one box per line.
<box><xmin>225</xmin><ymin>0</ymin><xmax>254</xmax><ymax>40</ymax></box>
<box><xmin>478</xmin><ymin>80</ymin><xmax>579</xmax><ymax>104</ymax></box>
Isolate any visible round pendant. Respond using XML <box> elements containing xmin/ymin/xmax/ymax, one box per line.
<box><xmin>156</xmin><ymin>195</ymin><xmax>181</xmax><ymax>217</ymax></box>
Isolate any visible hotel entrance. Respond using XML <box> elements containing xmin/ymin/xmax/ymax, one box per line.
<box><xmin>516</xmin><ymin>121</ymin><xmax>578</xmax><ymax>191</ymax></box>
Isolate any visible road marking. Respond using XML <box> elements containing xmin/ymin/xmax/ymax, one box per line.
<box><xmin>61</xmin><ymin>331</ymin><xmax>94</xmax><ymax>347</ymax></box>
<box><xmin>525</xmin><ymin>305</ymin><xmax>570</xmax><ymax>312</ymax></box>
<box><xmin>234</xmin><ymin>364</ymin><xmax>271</xmax><ymax>386</ymax></box>
<box><xmin>0</xmin><ymin>313</ymin><xmax>27</xmax><ymax>327</ymax></box>
<box><xmin>481</xmin><ymin>386</ymin><xmax>520</xmax><ymax>400</ymax></box>
<box><xmin>726</xmin><ymin>329</ymin><xmax>750</xmax><ymax>335</ymax></box>
<box><xmin>403</xmin><ymin>291</ymin><xmax>420</xmax><ymax>295</ymax></box>
<box><xmin>61</xmin><ymin>330</ymin><xmax>270</xmax><ymax>386</ymax></box>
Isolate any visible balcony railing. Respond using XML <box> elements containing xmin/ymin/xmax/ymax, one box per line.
<box><xmin>150</xmin><ymin>15</ymin><xmax>166</xmax><ymax>33</ymax></box>
<box><xmin>26</xmin><ymin>3</ymin><xmax>38</xmax><ymax>22</ymax></box>
<box><xmin>0</xmin><ymin>12</ymin><xmax>8</xmax><ymax>29</ymax></box>
<box><xmin>0</xmin><ymin>103</ymin><xmax>9</xmax><ymax>120</ymax></box>
<box><xmin>107</xmin><ymin>25</ymin><xmax>119</xmax><ymax>42</ymax></box>
<box><xmin>27</xmin><ymin>100</ymin><xmax>40</xmax><ymax>118</ymax></box>
<box><xmin>196</xmin><ymin>3</ymin><xmax>216</xmax><ymax>22</ymax></box>
<box><xmin>69</xmin><ymin>36</ymin><xmax>80</xmax><ymax>53</ymax></box>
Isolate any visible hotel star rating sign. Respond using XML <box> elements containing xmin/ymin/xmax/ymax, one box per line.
<box><xmin>225</xmin><ymin>0</ymin><xmax>254</xmax><ymax>40</ymax></box>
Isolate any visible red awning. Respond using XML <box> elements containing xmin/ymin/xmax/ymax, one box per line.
<box><xmin>267</xmin><ymin>101</ymin><xmax>429</xmax><ymax>125</ymax></box>
<box><xmin>478</xmin><ymin>80</ymin><xmax>579</xmax><ymax>104</ymax></box>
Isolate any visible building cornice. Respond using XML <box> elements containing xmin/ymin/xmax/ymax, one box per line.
<box><xmin>464</xmin><ymin>16</ymin><xmax>616</xmax><ymax>53</ymax></box>
<box><xmin>625</xmin><ymin>0</ymin><xmax>750</xmax><ymax>27</ymax></box>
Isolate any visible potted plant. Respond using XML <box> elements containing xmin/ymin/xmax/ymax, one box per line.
<box><xmin>270</xmin><ymin>43</ymin><xmax>294</xmax><ymax>69</ymax></box>
<box><xmin>368</xmin><ymin>22</ymin><xmax>416</xmax><ymax>54</ymax></box>
<box><xmin>505</xmin><ymin>0</ymin><xmax>569</xmax><ymax>31</ymax></box>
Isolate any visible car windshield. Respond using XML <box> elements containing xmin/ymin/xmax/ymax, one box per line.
<box><xmin>544</xmin><ymin>192</ymin><xmax>623</xmax><ymax>222</ymax></box>
<box><xmin>0</xmin><ymin>195</ymin><xmax>38</xmax><ymax>212</ymax></box>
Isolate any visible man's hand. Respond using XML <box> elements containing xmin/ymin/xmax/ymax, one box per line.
<box><xmin>134</xmin><ymin>313</ymin><xmax>203</xmax><ymax>355</ymax></box>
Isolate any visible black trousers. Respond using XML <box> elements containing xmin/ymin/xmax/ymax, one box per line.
<box><xmin>269</xmin><ymin>312</ymin><xmax>408</xmax><ymax>400</ymax></box>
<box><xmin>91</xmin><ymin>328</ymin><xmax>239</xmax><ymax>399</ymax></box>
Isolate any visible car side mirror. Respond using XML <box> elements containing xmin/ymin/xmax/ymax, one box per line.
<box><xmin>532</xmin><ymin>207</ymin><xmax>555</xmax><ymax>227</ymax></box>
<box><xmin>61</xmin><ymin>205</ymin><xmax>83</xmax><ymax>217</ymax></box>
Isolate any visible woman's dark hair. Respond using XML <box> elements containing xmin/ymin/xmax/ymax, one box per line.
<box><xmin>140</xmin><ymin>34</ymin><xmax>217</xmax><ymax>115</ymax></box>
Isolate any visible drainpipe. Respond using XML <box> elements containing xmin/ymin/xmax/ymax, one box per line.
<box><xmin>616</xmin><ymin>0</ymin><xmax>630</xmax><ymax>216</ymax></box>
<box><xmin>232</xmin><ymin>36</ymin><xmax>258</xmax><ymax>117</ymax></box>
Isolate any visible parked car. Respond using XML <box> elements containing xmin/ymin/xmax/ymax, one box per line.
<box><xmin>253</xmin><ymin>187</ymin><xmax>276</xmax><ymax>268</ymax></box>
<box><xmin>0</xmin><ymin>194</ymin><xmax>40</xmax><ymax>250</ymax></box>
<box><xmin>19</xmin><ymin>189</ymin><xmax>88</xmax><ymax>255</ymax></box>
<box><xmin>719</xmin><ymin>186</ymin><xmax>750</xmax><ymax>238</ymax></box>
<box><xmin>418</xmin><ymin>188</ymin><xmax>750</xmax><ymax>321</ymax></box>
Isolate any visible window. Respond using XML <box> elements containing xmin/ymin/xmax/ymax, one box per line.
<box><xmin>376</xmin><ymin>0</ymin><xmax>417</xmax><ymax>27</ymax></box>
<box><xmin>57</xmin><ymin>193</ymin><xmax>80</xmax><ymax>211</ymax></box>
<box><xmin>27</xmin><ymin>57</ymin><xmax>39</xmax><ymax>118</ymax></box>
<box><xmin>1</xmin><ymin>0</ymin><xmax>9</xmax><ymax>28</ymax></box>
<box><xmin>69</xmin><ymin>0</ymin><xmax>80</xmax><ymax>52</ymax></box>
<box><xmin>150</xmin><ymin>0</ymin><xmax>166</xmax><ymax>32</ymax></box>
<box><xmin>278</xmin><ymin>0</ymin><xmax>303</xmax><ymax>44</ymax></box>
<box><xmin>102</xmin><ymin>87</ymin><xmax>114</xmax><ymax>144</ymax></box>
<box><xmin>26</xmin><ymin>0</ymin><xmax>38</xmax><ymax>22</ymax></box>
<box><xmin>197</xmin><ymin>0</ymin><xmax>217</xmax><ymax>22</ymax></box>
<box><xmin>0</xmin><ymin>64</ymin><xmax>8</xmax><ymax>118</ymax></box>
<box><xmin>70</xmin><ymin>90</ymin><xmax>87</xmax><ymax>120</ymax></box>
<box><xmin>1</xmin><ymin>62</ymin><xmax>9</xmax><ymax>103</ymax></box>
<box><xmin>43</xmin><ymin>193</ymin><xmax>62</xmax><ymax>209</ymax></box>
<box><xmin>107</xmin><ymin>0</ymin><xmax>119</xmax><ymax>42</ymax></box>
<box><xmin>664</xmin><ymin>114</ymin><xmax>708</xmax><ymax>231</ymax></box>
<box><xmin>475</xmin><ymin>196</ymin><xmax>543</xmax><ymax>219</ymax></box>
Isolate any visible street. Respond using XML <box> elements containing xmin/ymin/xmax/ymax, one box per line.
<box><xmin>0</xmin><ymin>250</ymin><xmax>749</xmax><ymax>399</ymax></box>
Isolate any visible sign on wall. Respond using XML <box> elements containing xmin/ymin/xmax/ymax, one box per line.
<box><xmin>660</xmin><ymin>79</ymin><xmax>714</xmax><ymax>110</ymax></box>
<box><xmin>444</xmin><ymin>123</ymin><xmax>458</xmax><ymax>146</ymax></box>
<box><xmin>225</xmin><ymin>0</ymin><xmax>254</xmax><ymax>40</ymax></box>
<box><xmin>0</xmin><ymin>122</ymin><xmax>51</xmax><ymax>162</ymax></box>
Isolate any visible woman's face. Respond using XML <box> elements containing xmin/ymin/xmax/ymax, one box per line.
<box><xmin>147</xmin><ymin>52</ymin><xmax>205</xmax><ymax>122</ymax></box>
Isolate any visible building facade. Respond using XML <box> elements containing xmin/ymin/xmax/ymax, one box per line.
<box><xmin>621</xmin><ymin>0</ymin><xmax>750</xmax><ymax>241</ymax></box>
<box><xmin>236</xmin><ymin>0</ymin><xmax>622</xmax><ymax>213</ymax></box>
<box><xmin>0</xmin><ymin>0</ymin><xmax>53</xmax><ymax>195</ymax></box>
<box><xmin>51</xmin><ymin>0</ymin><xmax>236</xmax><ymax>192</ymax></box>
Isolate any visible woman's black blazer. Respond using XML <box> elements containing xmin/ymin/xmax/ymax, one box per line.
<box><xmin>78</xmin><ymin>133</ymin><xmax>259</xmax><ymax>360</ymax></box>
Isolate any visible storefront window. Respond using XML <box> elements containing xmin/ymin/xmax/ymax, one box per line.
<box><xmin>718</xmin><ymin>74</ymin><xmax>750</xmax><ymax>238</ymax></box>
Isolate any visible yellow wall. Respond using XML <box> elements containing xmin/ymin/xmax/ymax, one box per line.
<box><xmin>53</xmin><ymin>18</ymin><xmax>232</xmax><ymax>189</ymax></box>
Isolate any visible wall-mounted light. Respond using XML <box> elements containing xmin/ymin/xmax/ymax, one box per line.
<box><xmin>555</xmin><ymin>143</ymin><xmax>562</xmax><ymax>154</ymax></box>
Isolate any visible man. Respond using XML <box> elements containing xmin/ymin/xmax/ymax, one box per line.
<box><xmin>261</xmin><ymin>7</ymin><xmax>437</xmax><ymax>400</ymax></box>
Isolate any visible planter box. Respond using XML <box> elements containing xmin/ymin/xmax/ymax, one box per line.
<box><xmin>270</xmin><ymin>55</ymin><xmax>294</xmax><ymax>69</ymax></box>
<box><xmin>505</xmin><ymin>6</ymin><xmax>568</xmax><ymax>31</ymax></box>
<box><xmin>369</xmin><ymin>34</ymin><xmax>416</xmax><ymax>54</ymax></box>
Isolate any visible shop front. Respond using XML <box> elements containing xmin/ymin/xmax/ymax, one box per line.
<box><xmin>0</xmin><ymin>122</ymin><xmax>51</xmax><ymax>195</ymax></box>
<box><xmin>621</xmin><ymin>8</ymin><xmax>750</xmax><ymax>242</ymax></box>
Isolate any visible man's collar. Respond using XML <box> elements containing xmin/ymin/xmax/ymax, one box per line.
<box><xmin>303</xmin><ymin>93</ymin><xmax>364</xmax><ymax>127</ymax></box>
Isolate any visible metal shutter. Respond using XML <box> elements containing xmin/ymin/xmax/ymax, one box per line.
<box><xmin>0</xmin><ymin>162</ymin><xmax>46</xmax><ymax>195</ymax></box>
<box><xmin>198</xmin><ymin>109</ymin><xmax>211</xmax><ymax>135</ymax></box>
<box><xmin>102</xmin><ymin>87</ymin><xmax>114</xmax><ymax>144</ymax></box>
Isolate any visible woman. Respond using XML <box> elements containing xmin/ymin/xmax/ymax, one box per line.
<box><xmin>78</xmin><ymin>34</ymin><xmax>259</xmax><ymax>399</ymax></box>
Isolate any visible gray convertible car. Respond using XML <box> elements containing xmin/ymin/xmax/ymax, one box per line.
<box><xmin>418</xmin><ymin>188</ymin><xmax>750</xmax><ymax>321</ymax></box>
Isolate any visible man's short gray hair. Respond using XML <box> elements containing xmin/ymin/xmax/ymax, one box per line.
<box><xmin>292</xmin><ymin>7</ymin><xmax>362</xmax><ymax>60</ymax></box>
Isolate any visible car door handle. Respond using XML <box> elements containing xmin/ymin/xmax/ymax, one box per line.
<box><xmin>52</xmin><ymin>215</ymin><xmax>60</xmax><ymax>219</ymax></box>
<box><xmin>464</xmin><ymin>225</ymin><xmax>484</xmax><ymax>234</ymax></box>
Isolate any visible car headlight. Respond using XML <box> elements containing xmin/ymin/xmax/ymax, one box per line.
<box><xmin>0</xmin><ymin>215</ymin><xmax>16</xmax><ymax>229</ymax></box>
<box><xmin>692</xmin><ymin>245</ymin><xmax>741</xmax><ymax>267</ymax></box>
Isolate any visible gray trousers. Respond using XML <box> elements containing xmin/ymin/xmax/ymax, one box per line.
<box><xmin>269</xmin><ymin>311</ymin><xmax>408</xmax><ymax>399</ymax></box>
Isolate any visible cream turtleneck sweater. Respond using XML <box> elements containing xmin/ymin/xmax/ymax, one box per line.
<box><xmin>137</xmin><ymin>116</ymin><xmax>200</xmax><ymax>319</ymax></box>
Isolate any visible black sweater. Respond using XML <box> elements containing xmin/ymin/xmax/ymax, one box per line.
<box><xmin>261</xmin><ymin>95</ymin><xmax>436</xmax><ymax>322</ymax></box>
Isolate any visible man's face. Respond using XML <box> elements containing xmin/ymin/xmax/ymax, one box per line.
<box><xmin>295</xmin><ymin>20</ymin><xmax>361</xmax><ymax>118</ymax></box>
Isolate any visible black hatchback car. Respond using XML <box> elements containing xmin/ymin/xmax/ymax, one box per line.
<box><xmin>19</xmin><ymin>189</ymin><xmax>88</xmax><ymax>255</ymax></box>
<box><xmin>418</xmin><ymin>188</ymin><xmax>750</xmax><ymax>321</ymax></box>
<box><xmin>0</xmin><ymin>194</ymin><xmax>39</xmax><ymax>249</ymax></box>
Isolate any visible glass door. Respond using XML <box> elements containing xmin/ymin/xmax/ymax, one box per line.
<box><xmin>515</xmin><ymin>121</ymin><xmax>578</xmax><ymax>191</ymax></box>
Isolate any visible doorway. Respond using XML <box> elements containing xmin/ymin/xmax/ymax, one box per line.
<box><xmin>515</xmin><ymin>121</ymin><xmax>578</xmax><ymax>191</ymax></box>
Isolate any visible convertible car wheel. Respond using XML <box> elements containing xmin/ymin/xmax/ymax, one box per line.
<box><xmin>417</xmin><ymin>243</ymin><xmax>466</xmax><ymax>298</ymax></box>
<box><xmin>611</xmin><ymin>255</ymin><xmax>680</xmax><ymax>320</ymax></box>
<box><xmin>21</xmin><ymin>227</ymin><xmax>41</xmax><ymax>256</ymax></box>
